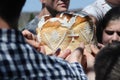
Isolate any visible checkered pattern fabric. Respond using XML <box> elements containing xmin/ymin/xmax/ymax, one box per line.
<box><xmin>0</xmin><ymin>29</ymin><xmax>87</xmax><ymax>80</ymax></box>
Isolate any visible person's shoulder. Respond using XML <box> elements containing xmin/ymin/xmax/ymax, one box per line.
<box><xmin>83</xmin><ymin>0</ymin><xmax>107</xmax><ymax>9</ymax></box>
<box><xmin>82</xmin><ymin>0</ymin><xmax>111</xmax><ymax>21</ymax></box>
<box><xmin>82</xmin><ymin>4</ymin><xmax>100</xmax><ymax>21</ymax></box>
<box><xmin>82</xmin><ymin>0</ymin><xmax>103</xmax><ymax>13</ymax></box>
<box><xmin>27</xmin><ymin>16</ymin><xmax>39</xmax><ymax>26</ymax></box>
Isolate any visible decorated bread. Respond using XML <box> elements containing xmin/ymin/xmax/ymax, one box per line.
<box><xmin>36</xmin><ymin>12</ymin><xmax>97</xmax><ymax>55</ymax></box>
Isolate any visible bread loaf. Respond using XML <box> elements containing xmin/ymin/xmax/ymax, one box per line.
<box><xmin>36</xmin><ymin>12</ymin><xmax>97</xmax><ymax>55</ymax></box>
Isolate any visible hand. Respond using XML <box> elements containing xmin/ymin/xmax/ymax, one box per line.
<box><xmin>82</xmin><ymin>44</ymin><xmax>99</xmax><ymax>80</ymax></box>
<box><xmin>65</xmin><ymin>43</ymin><xmax>84</xmax><ymax>63</ymax></box>
<box><xmin>82</xmin><ymin>44</ymin><xmax>99</xmax><ymax>70</ymax></box>
<box><xmin>22</xmin><ymin>30</ymin><xmax>43</xmax><ymax>52</ymax></box>
<box><xmin>54</xmin><ymin>49</ymin><xmax>71</xmax><ymax>59</ymax></box>
<box><xmin>53</xmin><ymin>43</ymin><xmax>84</xmax><ymax>64</ymax></box>
<box><xmin>65</xmin><ymin>48</ymin><xmax>83</xmax><ymax>63</ymax></box>
<box><xmin>97</xmin><ymin>43</ymin><xmax>105</xmax><ymax>49</ymax></box>
<box><xmin>22</xmin><ymin>30</ymin><xmax>36</xmax><ymax>40</ymax></box>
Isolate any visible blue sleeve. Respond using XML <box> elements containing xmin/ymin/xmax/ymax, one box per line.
<box><xmin>23</xmin><ymin>17</ymin><xmax>39</xmax><ymax>34</ymax></box>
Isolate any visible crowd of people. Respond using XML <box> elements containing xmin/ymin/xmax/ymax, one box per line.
<box><xmin>0</xmin><ymin>0</ymin><xmax>120</xmax><ymax>80</ymax></box>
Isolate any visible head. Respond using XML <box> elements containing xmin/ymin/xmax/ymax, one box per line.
<box><xmin>96</xmin><ymin>7</ymin><xmax>120</xmax><ymax>45</ymax></box>
<box><xmin>0</xmin><ymin>0</ymin><xmax>26</xmax><ymax>29</ymax></box>
<box><xmin>94</xmin><ymin>41</ymin><xmax>120</xmax><ymax>80</ymax></box>
<box><xmin>106</xmin><ymin>0</ymin><xmax>120</xmax><ymax>6</ymax></box>
<box><xmin>41</xmin><ymin>0</ymin><xmax>70</xmax><ymax>13</ymax></box>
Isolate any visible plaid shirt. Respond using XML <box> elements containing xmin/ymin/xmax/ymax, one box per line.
<box><xmin>0</xmin><ymin>29</ymin><xmax>87</xmax><ymax>80</ymax></box>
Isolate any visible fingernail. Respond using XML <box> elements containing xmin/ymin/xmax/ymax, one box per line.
<box><xmin>54</xmin><ymin>48</ymin><xmax>61</xmax><ymax>56</ymax></box>
<box><xmin>75</xmin><ymin>47</ymin><xmax>83</xmax><ymax>53</ymax></box>
<box><xmin>56</xmin><ymin>48</ymin><xmax>61</xmax><ymax>53</ymax></box>
<box><xmin>91</xmin><ymin>44</ymin><xmax>96</xmax><ymax>48</ymax></box>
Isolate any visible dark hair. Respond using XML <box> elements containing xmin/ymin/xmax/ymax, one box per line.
<box><xmin>96</xmin><ymin>7</ymin><xmax>120</xmax><ymax>43</ymax></box>
<box><xmin>0</xmin><ymin>0</ymin><xmax>26</xmax><ymax>29</ymax></box>
<box><xmin>94</xmin><ymin>41</ymin><xmax>120</xmax><ymax>80</ymax></box>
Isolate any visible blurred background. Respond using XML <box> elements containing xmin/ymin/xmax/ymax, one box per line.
<box><xmin>22</xmin><ymin>0</ymin><xmax>94</xmax><ymax>12</ymax></box>
<box><xmin>19</xmin><ymin>0</ymin><xmax>95</xmax><ymax>29</ymax></box>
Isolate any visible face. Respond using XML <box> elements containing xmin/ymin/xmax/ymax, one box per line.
<box><xmin>42</xmin><ymin>0</ymin><xmax>70</xmax><ymax>12</ymax></box>
<box><xmin>102</xmin><ymin>20</ymin><xmax>120</xmax><ymax>45</ymax></box>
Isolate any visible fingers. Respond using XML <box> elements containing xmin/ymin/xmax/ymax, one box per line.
<box><xmin>58</xmin><ymin>49</ymin><xmax>71</xmax><ymax>59</ymax></box>
<box><xmin>22</xmin><ymin>30</ymin><xmax>41</xmax><ymax>51</ymax></box>
<box><xmin>75</xmin><ymin>47</ymin><xmax>84</xmax><ymax>54</ymax></box>
<box><xmin>26</xmin><ymin>38</ymin><xmax>46</xmax><ymax>54</ymax></box>
<box><xmin>22</xmin><ymin>30</ymin><xmax>47</xmax><ymax>54</ymax></box>
<box><xmin>97</xmin><ymin>43</ymin><xmax>105</xmax><ymax>49</ymax></box>
<box><xmin>54</xmin><ymin>48</ymin><xmax>61</xmax><ymax>56</ymax></box>
<box><xmin>90</xmin><ymin>44</ymin><xmax>99</xmax><ymax>55</ymax></box>
<box><xmin>26</xmin><ymin>39</ymin><xmax>39</xmax><ymax>48</ymax></box>
<box><xmin>75</xmin><ymin>42</ymin><xmax>85</xmax><ymax>54</ymax></box>
<box><xmin>39</xmin><ymin>46</ymin><xmax>46</xmax><ymax>54</ymax></box>
<box><xmin>22</xmin><ymin>30</ymin><xmax>36</xmax><ymax>40</ymax></box>
<box><xmin>79</xmin><ymin>42</ymin><xmax>85</xmax><ymax>49</ymax></box>
<box><xmin>84</xmin><ymin>48</ymin><xmax>95</xmax><ymax>69</ymax></box>
<box><xmin>73</xmin><ymin>48</ymin><xmax>83</xmax><ymax>61</ymax></box>
<box><xmin>65</xmin><ymin>47</ymin><xmax>83</xmax><ymax>63</ymax></box>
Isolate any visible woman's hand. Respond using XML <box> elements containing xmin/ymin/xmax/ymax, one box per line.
<box><xmin>22</xmin><ymin>30</ymin><xmax>45</xmax><ymax>52</ymax></box>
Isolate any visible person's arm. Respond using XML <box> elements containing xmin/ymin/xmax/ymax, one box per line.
<box><xmin>22</xmin><ymin>29</ymin><xmax>41</xmax><ymax>49</ymax></box>
<box><xmin>45</xmin><ymin>48</ymin><xmax>88</xmax><ymax>80</ymax></box>
<box><xmin>22</xmin><ymin>16</ymin><xmax>39</xmax><ymax>34</ymax></box>
<box><xmin>81</xmin><ymin>43</ymin><xmax>104</xmax><ymax>80</ymax></box>
<box><xmin>82</xmin><ymin>4</ymin><xmax>101</xmax><ymax>24</ymax></box>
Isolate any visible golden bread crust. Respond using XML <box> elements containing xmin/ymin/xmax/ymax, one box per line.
<box><xmin>36</xmin><ymin>13</ymin><xmax>97</xmax><ymax>55</ymax></box>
